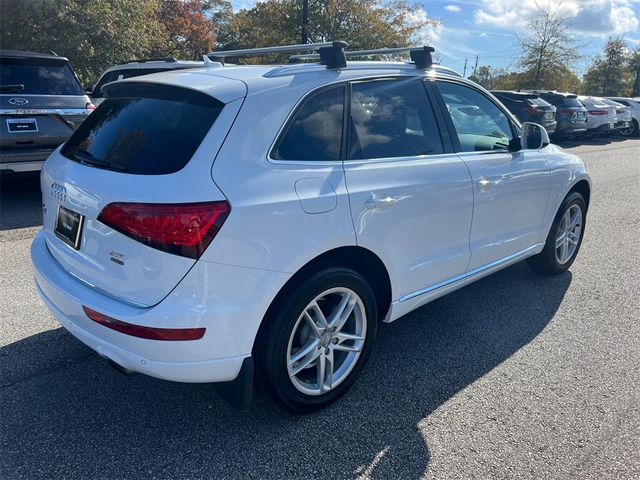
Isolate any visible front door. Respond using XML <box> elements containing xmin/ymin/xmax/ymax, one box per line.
<box><xmin>434</xmin><ymin>80</ymin><xmax>550</xmax><ymax>271</ymax></box>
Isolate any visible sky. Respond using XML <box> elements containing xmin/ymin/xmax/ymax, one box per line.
<box><xmin>230</xmin><ymin>0</ymin><xmax>640</xmax><ymax>76</ymax></box>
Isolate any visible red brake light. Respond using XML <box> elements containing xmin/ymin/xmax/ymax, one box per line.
<box><xmin>97</xmin><ymin>201</ymin><xmax>230</xmax><ymax>259</ymax></box>
<box><xmin>523</xmin><ymin>106</ymin><xmax>543</xmax><ymax>115</ymax></box>
<box><xmin>588</xmin><ymin>109</ymin><xmax>608</xmax><ymax>115</ymax></box>
<box><xmin>83</xmin><ymin>306</ymin><xmax>205</xmax><ymax>340</ymax></box>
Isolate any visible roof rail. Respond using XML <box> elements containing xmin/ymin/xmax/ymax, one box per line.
<box><xmin>125</xmin><ymin>57</ymin><xmax>178</xmax><ymax>64</ymax></box>
<box><xmin>289</xmin><ymin>45</ymin><xmax>435</xmax><ymax>69</ymax></box>
<box><xmin>208</xmin><ymin>41</ymin><xmax>348</xmax><ymax>68</ymax></box>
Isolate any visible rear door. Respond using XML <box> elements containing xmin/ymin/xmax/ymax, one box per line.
<box><xmin>342</xmin><ymin>77</ymin><xmax>473</xmax><ymax>302</ymax></box>
<box><xmin>433</xmin><ymin>80</ymin><xmax>550</xmax><ymax>270</ymax></box>
<box><xmin>40</xmin><ymin>79</ymin><xmax>246</xmax><ymax>307</ymax></box>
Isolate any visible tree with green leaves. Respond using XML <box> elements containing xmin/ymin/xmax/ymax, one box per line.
<box><xmin>582</xmin><ymin>37</ymin><xmax>635</xmax><ymax>96</ymax></box>
<box><xmin>225</xmin><ymin>0</ymin><xmax>438</xmax><ymax>59</ymax></box>
<box><xmin>0</xmin><ymin>0</ymin><xmax>161</xmax><ymax>84</ymax></box>
<box><xmin>517</xmin><ymin>4</ymin><xmax>579</xmax><ymax>90</ymax></box>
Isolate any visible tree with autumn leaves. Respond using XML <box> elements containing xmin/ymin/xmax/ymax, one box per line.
<box><xmin>0</xmin><ymin>0</ymin><xmax>435</xmax><ymax>84</ymax></box>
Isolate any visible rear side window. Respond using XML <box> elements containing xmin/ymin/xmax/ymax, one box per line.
<box><xmin>273</xmin><ymin>86</ymin><xmax>345</xmax><ymax>161</ymax></box>
<box><xmin>62</xmin><ymin>83</ymin><xmax>224</xmax><ymax>175</ymax></box>
<box><xmin>0</xmin><ymin>57</ymin><xmax>83</xmax><ymax>95</ymax></box>
<box><xmin>349</xmin><ymin>78</ymin><xmax>443</xmax><ymax>159</ymax></box>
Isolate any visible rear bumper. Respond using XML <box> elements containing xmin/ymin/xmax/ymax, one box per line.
<box><xmin>31</xmin><ymin>230</ymin><xmax>290</xmax><ymax>383</ymax></box>
<box><xmin>0</xmin><ymin>148</ymin><xmax>53</xmax><ymax>171</ymax></box>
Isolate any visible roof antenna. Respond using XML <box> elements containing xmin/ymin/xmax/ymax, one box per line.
<box><xmin>202</xmin><ymin>55</ymin><xmax>223</xmax><ymax>67</ymax></box>
<box><xmin>410</xmin><ymin>46</ymin><xmax>435</xmax><ymax>69</ymax></box>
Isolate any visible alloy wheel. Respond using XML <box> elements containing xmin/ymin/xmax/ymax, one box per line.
<box><xmin>286</xmin><ymin>287</ymin><xmax>366</xmax><ymax>396</ymax></box>
<box><xmin>555</xmin><ymin>204</ymin><xmax>583</xmax><ymax>264</ymax></box>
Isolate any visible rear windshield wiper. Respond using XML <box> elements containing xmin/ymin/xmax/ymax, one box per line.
<box><xmin>0</xmin><ymin>84</ymin><xmax>25</xmax><ymax>92</ymax></box>
<box><xmin>72</xmin><ymin>148</ymin><xmax>128</xmax><ymax>173</ymax></box>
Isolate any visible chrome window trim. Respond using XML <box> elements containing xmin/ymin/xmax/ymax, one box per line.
<box><xmin>0</xmin><ymin>108</ymin><xmax>89</xmax><ymax>116</ymax></box>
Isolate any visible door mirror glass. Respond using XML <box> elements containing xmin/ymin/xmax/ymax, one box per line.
<box><xmin>521</xmin><ymin>122</ymin><xmax>550</xmax><ymax>150</ymax></box>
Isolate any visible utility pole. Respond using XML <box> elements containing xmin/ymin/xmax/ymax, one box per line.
<box><xmin>632</xmin><ymin>64</ymin><xmax>640</xmax><ymax>97</ymax></box>
<box><xmin>301</xmin><ymin>0</ymin><xmax>309</xmax><ymax>44</ymax></box>
<box><xmin>472</xmin><ymin>55</ymin><xmax>479</xmax><ymax>77</ymax></box>
<box><xmin>463</xmin><ymin>58</ymin><xmax>468</xmax><ymax>77</ymax></box>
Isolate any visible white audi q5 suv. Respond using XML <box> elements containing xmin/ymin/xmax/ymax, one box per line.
<box><xmin>31</xmin><ymin>44</ymin><xmax>590</xmax><ymax>412</ymax></box>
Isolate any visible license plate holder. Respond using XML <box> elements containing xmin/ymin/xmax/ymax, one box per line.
<box><xmin>55</xmin><ymin>206</ymin><xmax>84</xmax><ymax>250</ymax></box>
<box><xmin>6</xmin><ymin>118</ymin><xmax>38</xmax><ymax>133</ymax></box>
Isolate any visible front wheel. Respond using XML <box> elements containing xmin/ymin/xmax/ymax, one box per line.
<box><xmin>527</xmin><ymin>191</ymin><xmax>587</xmax><ymax>275</ymax></box>
<box><xmin>256</xmin><ymin>267</ymin><xmax>377</xmax><ymax>413</ymax></box>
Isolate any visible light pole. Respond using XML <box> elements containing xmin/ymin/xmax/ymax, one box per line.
<box><xmin>302</xmin><ymin>0</ymin><xmax>309</xmax><ymax>44</ymax></box>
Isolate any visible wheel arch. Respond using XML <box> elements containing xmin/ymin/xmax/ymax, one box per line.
<box><xmin>569</xmin><ymin>178</ymin><xmax>591</xmax><ymax>209</ymax></box>
<box><xmin>252</xmin><ymin>246</ymin><xmax>392</xmax><ymax>354</ymax></box>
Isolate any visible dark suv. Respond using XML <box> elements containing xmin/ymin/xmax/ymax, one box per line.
<box><xmin>1</xmin><ymin>50</ymin><xmax>93</xmax><ymax>173</ymax></box>
<box><xmin>491</xmin><ymin>90</ymin><xmax>556</xmax><ymax>135</ymax></box>
<box><xmin>527</xmin><ymin>91</ymin><xmax>587</xmax><ymax>138</ymax></box>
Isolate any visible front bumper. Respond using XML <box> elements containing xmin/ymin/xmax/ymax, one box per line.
<box><xmin>31</xmin><ymin>230</ymin><xmax>290</xmax><ymax>383</ymax></box>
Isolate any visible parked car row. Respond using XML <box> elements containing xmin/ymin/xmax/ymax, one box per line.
<box><xmin>2</xmin><ymin>49</ymin><xmax>638</xmax><ymax>175</ymax></box>
<box><xmin>491</xmin><ymin>89</ymin><xmax>640</xmax><ymax>140</ymax></box>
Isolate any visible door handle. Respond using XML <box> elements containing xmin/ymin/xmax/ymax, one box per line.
<box><xmin>477</xmin><ymin>178</ymin><xmax>499</xmax><ymax>190</ymax></box>
<box><xmin>365</xmin><ymin>197</ymin><xmax>399</xmax><ymax>210</ymax></box>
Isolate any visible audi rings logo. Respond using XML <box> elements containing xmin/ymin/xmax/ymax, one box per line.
<box><xmin>8</xmin><ymin>98</ymin><xmax>29</xmax><ymax>106</ymax></box>
<box><xmin>50</xmin><ymin>182</ymin><xmax>67</xmax><ymax>202</ymax></box>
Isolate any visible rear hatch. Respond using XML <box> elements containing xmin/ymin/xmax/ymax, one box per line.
<box><xmin>40</xmin><ymin>76</ymin><xmax>246</xmax><ymax>307</ymax></box>
<box><xmin>1</xmin><ymin>55</ymin><xmax>90</xmax><ymax>157</ymax></box>
<box><xmin>527</xmin><ymin>97</ymin><xmax>556</xmax><ymax>123</ymax></box>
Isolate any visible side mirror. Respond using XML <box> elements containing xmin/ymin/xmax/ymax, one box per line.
<box><xmin>521</xmin><ymin>122</ymin><xmax>550</xmax><ymax>150</ymax></box>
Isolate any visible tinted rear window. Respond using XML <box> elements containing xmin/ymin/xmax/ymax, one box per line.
<box><xmin>529</xmin><ymin>98</ymin><xmax>549</xmax><ymax>106</ymax></box>
<box><xmin>0</xmin><ymin>57</ymin><xmax>83</xmax><ymax>95</ymax></box>
<box><xmin>62</xmin><ymin>83</ymin><xmax>224</xmax><ymax>175</ymax></box>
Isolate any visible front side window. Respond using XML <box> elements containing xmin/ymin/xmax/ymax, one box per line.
<box><xmin>349</xmin><ymin>78</ymin><xmax>443</xmax><ymax>159</ymax></box>
<box><xmin>273</xmin><ymin>86</ymin><xmax>345</xmax><ymax>161</ymax></box>
<box><xmin>436</xmin><ymin>81</ymin><xmax>513</xmax><ymax>153</ymax></box>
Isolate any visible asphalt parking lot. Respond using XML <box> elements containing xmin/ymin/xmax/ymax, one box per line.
<box><xmin>1</xmin><ymin>137</ymin><xmax>639</xmax><ymax>479</ymax></box>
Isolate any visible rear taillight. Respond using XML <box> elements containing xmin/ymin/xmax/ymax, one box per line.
<box><xmin>83</xmin><ymin>306</ymin><xmax>205</xmax><ymax>340</ymax></box>
<box><xmin>557</xmin><ymin>109</ymin><xmax>575</xmax><ymax>115</ymax></box>
<box><xmin>85</xmin><ymin>102</ymin><xmax>96</xmax><ymax>112</ymax></box>
<box><xmin>588</xmin><ymin>109</ymin><xmax>608</xmax><ymax>115</ymax></box>
<box><xmin>523</xmin><ymin>106</ymin><xmax>543</xmax><ymax>115</ymax></box>
<box><xmin>97</xmin><ymin>201</ymin><xmax>230</xmax><ymax>259</ymax></box>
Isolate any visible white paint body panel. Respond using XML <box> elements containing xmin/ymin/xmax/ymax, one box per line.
<box><xmin>31</xmin><ymin>64</ymin><xmax>591</xmax><ymax>383</ymax></box>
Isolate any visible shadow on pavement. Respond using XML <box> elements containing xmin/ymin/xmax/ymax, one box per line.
<box><xmin>0</xmin><ymin>173</ymin><xmax>42</xmax><ymax>230</ymax></box>
<box><xmin>0</xmin><ymin>262</ymin><xmax>572</xmax><ymax>479</ymax></box>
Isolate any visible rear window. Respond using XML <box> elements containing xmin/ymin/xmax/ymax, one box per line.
<box><xmin>0</xmin><ymin>57</ymin><xmax>83</xmax><ymax>95</ymax></box>
<box><xmin>544</xmin><ymin>95</ymin><xmax>582</xmax><ymax>108</ymax></box>
<box><xmin>529</xmin><ymin>98</ymin><xmax>549</xmax><ymax>106</ymax></box>
<box><xmin>62</xmin><ymin>83</ymin><xmax>224</xmax><ymax>175</ymax></box>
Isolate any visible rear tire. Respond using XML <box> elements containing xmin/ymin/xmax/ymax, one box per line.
<box><xmin>527</xmin><ymin>191</ymin><xmax>586</xmax><ymax>275</ymax></box>
<box><xmin>256</xmin><ymin>266</ymin><xmax>377</xmax><ymax>413</ymax></box>
<box><xmin>619</xmin><ymin>119</ymin><xmax>638</xmax><ymax>137</ymax></box>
